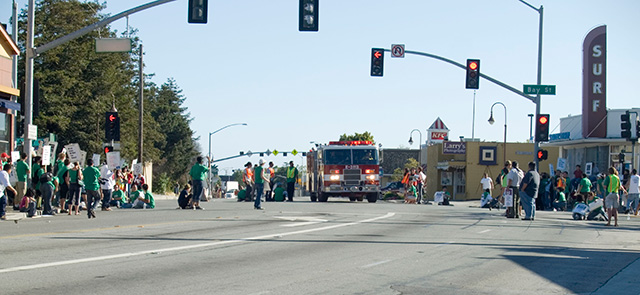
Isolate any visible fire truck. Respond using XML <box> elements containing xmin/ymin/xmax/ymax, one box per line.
<box><xmin>306</xmin><ymin>141</ymin><xmax>381</xmax><ymax>203</ymax></box>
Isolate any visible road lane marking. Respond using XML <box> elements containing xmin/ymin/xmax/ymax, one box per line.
<box><xmin>274</xmin><ymin>216</ymin><xmax>328</xmax><ymax>227</ymax></box>
<box><xmin>361</xmin><ymin>259</ymin><xmax>392</xmax><ymax>268</ymax></box>
<box><xmin>477</xmin><ymin>229</ymin><xmax>492</xmax><ymax>234</ymax></box>
<box><xmin>0</xmin><ymin>212</ymin><xmax>396</xmax><ymax>274</ymax></box>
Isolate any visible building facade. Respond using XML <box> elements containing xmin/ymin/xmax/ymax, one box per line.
<box><xmin>0</xmin><ymin>24</ymin><xmax>20</xmax><ymax>155</ymax></box>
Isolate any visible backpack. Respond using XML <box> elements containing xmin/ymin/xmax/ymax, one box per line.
<box><xmin>39</xmin><ymin>172</ymin><xmax>53</xmax><ymax>184</ymax></box>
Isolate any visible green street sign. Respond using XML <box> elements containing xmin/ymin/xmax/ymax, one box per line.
<box><xmin>523</xmin><ymin>84</ymin><xmax>556</xmax><ymax>95</ymax></box>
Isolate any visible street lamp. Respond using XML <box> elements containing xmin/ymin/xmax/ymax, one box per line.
<box><xmin>409</xmin><ymin>129</ymin><xmax>423</xmax><ymax>164</ymax></box>
<box><xmin>489</xmin><ymin>102</ymin><xmax>507</xmax><ymax>166</ymax></box>
<box><xmin>519</xmin><ymin>0</ymin><xmax>544</xmax><ymax>170</ymax></box>
<box><xmin>207</xmin><ymin>123</ymin><xmax>247</xmax><ymax>197</ymax></box>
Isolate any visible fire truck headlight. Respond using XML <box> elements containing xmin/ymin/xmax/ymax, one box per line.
<box><xmin>365</xmin><ymin>169</ymin><xmax>375</xmax><ymax>174</ymax></box>
<box><xmin>366</xmin><ymin>175</ymin><xmax>375</xmax><ymax>180</ymax></box>
<box><xmin>330</xmin><ymin>175</ymin><xmax>340</xmax><ymax>181</ymax></box>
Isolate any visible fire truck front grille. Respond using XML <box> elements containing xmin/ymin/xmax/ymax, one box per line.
<box><xmin>343</xmin><ymin>169</ymin><xmax>361</xmax><ymax>185</ymax></box>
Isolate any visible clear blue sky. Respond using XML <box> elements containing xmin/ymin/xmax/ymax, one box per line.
<box><xmin>3</xmin><ymin>0</ymin><xmax>639</xmax><ymax>172</ymax></box>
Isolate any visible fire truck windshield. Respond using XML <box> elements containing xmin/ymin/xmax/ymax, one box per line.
<box><xmin>324</xmin><ymin>148</ymin><xmax>378</xmax><ymax>165</ymax></box>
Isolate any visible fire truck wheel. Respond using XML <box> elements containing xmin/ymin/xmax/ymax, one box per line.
<box><xmin>349</xmin><ymin>196</ymin><xmax>356</xmax><ymax>202</ymax></box>
<box><xmin>357</xmin><ymin>196</ymin><xmax>364</xmax><ymax>202</ymax></box>
<box><xmin>318</xmin><ymin>193</ymin><xmax>328</xmax><ymax>202</ymax></box>
<box><xmin>367</xmin><ymin>193</ymin><xmax>378</xmax><ymax>203</ymax></box>
<box><xmin>310</xmin><ymin>194</ymin><xmax>317</xmax><ymax>202</ymax></box>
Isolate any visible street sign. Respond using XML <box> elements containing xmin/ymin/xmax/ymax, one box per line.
<box><xmin>273</xmin><ymin>150</ymin><xmax>279</xmax><ymax>156</ymax></box>
<box><xmin>27</xmin><ymin>124</ymin><xmax>37</xmax><ymax>140</ymax></box>
<box><xmin>523</xmin><ymin>84</ymin><xmax>556</xmax><ymax>95</ymax></box>
<box><xmin>391</xmin><ymin>44</ymin><xmax>405</xmax><ymax>58</ymax></box>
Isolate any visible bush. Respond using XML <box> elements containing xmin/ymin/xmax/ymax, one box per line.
<box><xmin>383</xmin><ymin>192</ymin><xmax>404</xmax><ymax>200</ymax></box>
<box><xmin>153</xmin><ymin>172</ymin><xmax>172</xmax><ymax>194</ymax></box>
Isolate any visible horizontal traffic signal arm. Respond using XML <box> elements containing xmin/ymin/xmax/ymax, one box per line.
<box><xmin>378</xmin><ymin>48</ymin><xmax>536</xmax><ymax>103</ymax></box>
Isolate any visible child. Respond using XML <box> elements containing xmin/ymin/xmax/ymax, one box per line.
<box><xmin>480</xmin><ymin>189</ymin><xmax>493</xmax><ymax>210</ymax></box>
<box><xmin>19</xmin><ymin>188</ymin><xmax>37</xmax><ymax>217</ymax></box>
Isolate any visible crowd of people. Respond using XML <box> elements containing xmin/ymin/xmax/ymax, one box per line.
<box><xmin>0</xmin><ymin>152</ymin><xmax>153</xmax><ymax>220</ymax></box>
<box><xmin>401</xmin><ymin>167</ymin><xmax>427</xmax><ymax>204</ymax></box>
<box><xmin>482</xmin><ymin>161</ymin><xmax>637</xmax><ymax>226</ymax></box>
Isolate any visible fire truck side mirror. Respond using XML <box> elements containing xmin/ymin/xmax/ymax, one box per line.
<box><xmin>379</xmin><ymin>149</ymin><xmax>384</xmax><ymax>163</ymax></box>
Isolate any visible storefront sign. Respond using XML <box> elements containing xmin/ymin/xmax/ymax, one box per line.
<box><xmin>443</xmin><ymin>142</ymin><xmax>466</xmax><ymax>154</ymax></box>
<box><xmin>431</xmin><ymin>131</ymin><xmax>448</xmax><ymax>140</ymax></box>
<box><xmin>582</xmin><ymin>25</ymin><xmax>607</xmax><ymax>138</ymax></box>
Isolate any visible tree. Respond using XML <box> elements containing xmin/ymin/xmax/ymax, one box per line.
<box><xmin>391</xmin><ymin>158</ymin><xmax>420</xmax><ymax>181</ymax></box>
<box><xmin>339</xmin><ymin>132</ymin><xmax>375</xmax><ymax>143</ymax></box>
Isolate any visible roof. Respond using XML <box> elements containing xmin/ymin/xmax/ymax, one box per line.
<box><xmin>428</xmin><ymin>117</ymin><xmax>449</xmax><ymax>131</ymax></box>
<box><xmin>0</xmin><ymin>24</ymin><xmax>19</xmax><ymax>56</ymax></box>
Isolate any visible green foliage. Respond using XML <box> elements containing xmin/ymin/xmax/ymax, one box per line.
<box><xmin>16</xmin><ymin>0</ymin><xmax>199</xmax><ymax>188</ymax></box>
<box><xmin>339</xmin><ymin>132</ymin><xmax>375</xmax><ymax>143</ymax></box>
<box><xmin>391</xmin><ymin>158</ymin><xmax>420</xmax><ymax>181</ymax></box>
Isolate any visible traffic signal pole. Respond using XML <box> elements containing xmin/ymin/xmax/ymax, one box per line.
<box><xmin>23</xmin><ymin>0</ymin><xmax>176</xmax><ymax>178</ymax></box>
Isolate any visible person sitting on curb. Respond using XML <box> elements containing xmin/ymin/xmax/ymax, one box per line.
<box><xmin>19</xmin><ymin>188</ymin><xmax>37</xmax><ymax>218</ymax></box>
<box><xmin>109</xmin><ymin>184</ymin><xmax>127</xmax><ymax>208</ymax></box>
<box><xmin>133</xmin><ymin>184</ymin><xmax>155</xmax><ymax>209</ymax></box>
<box><xmin>552</xmin><ymin>187</ymin><xmax>566</xmax><ymax>211</ymax></box>
<box><xmin>178</xmin><ymin>184</ymin><xmax>192</xmax><ymax>209</ymax></box>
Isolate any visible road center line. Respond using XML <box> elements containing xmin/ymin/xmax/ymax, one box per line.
<box><xmin>361</xmin><ymin>259</ymin><xmax>392</xmax><ymax>268</ymax></box>
<box><xmin>0</xmin><ymin>212</ymin><xmax>396</xmax><ymax>274</ymax></box>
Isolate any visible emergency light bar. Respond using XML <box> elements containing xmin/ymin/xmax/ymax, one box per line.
<box><xmin>328</xmin><ymin>141</ymin><xmax>373</xmax><ymax>146</ymax></box>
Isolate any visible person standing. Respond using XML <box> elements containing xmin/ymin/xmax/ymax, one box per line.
<box><xmin>39</xmin><ymin>166</ymin><xmax>57</xmax><ymax>216</ymax></box>
<box><xmin>604</xmin><ymin>167</ymin><xmax>626</xmax><ymax>226</ymax></box>
<box><xmin>83</xmin><ymin>159</ymin><xmax>102</xmax><ymax>219</ymax></box>
<box><xmin>480</xmin><ymin>172</ymin><xmax>494</xmax><ymax>193</ymax></box>
<box><xmin>189</xmin><ymin>156</ymin><xmax>210</xmax><ymax>210</ymax></box>
<box><xmin>14</xmin><ymin>152</ymin><xmax>30</xmax><ymax>211</ymax></box>
<box><xmin>416</xmin><ymin>167</ymin><xmax>427</xmax><ymax>204</ymax></box>
<box><xmin>253</xmin><ymin>159</ymin><xmax>268</xmax><ymax>210</ymax></box>
<box><xmin>286</xmin><ymin>161</ymin><xmax>298</xmax><ymax>202</ymax></box>
<box><xmin>0</xmin><ymin>164</ymin><xmax>17</xmax><ymax>220</ymax></box>
<box><xmin>506</xmin><ymin>161</ymin><xmax>524</xmax><ymax>218</ymax></box>
<box><xmin>577</xmin><ymin>173</ymin><xmax>592</xmax><ymax>196</ymax></box>
<box><xmin>519</xmin><ymin>162</ymin><xmax>540</xmax><ymax>220</ymax></box>
<box><xmin>243</xmin><ymin>162</ymin><xmax>254</xmax><ymax>202</ymax></box>
<box><xmin>625</xmin><ymin>169</ymin><xmax>640</xmax><ymax>215</ymax></box>
<box><xmin>100</xmin><ymin>165</ymin><xmax>115</xmax><ymax>211</ymax></box>
<box><xmin>265</xmin><ymin>162</ymin><xmax>276</xmax><ymax>202</ymax></box>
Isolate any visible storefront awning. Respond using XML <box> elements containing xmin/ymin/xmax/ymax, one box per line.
<box><xmin>0</xmin><ymin>98</ymin><xmax>20</xmax><ymax>111</ymax></box>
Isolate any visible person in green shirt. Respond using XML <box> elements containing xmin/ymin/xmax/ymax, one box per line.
<box><xmin>189</xmin><ymin>156</ymin><xmax>210</xmax><ymax>210</ymax></box>
<box><xmin>253</xmin><ymin>159</ymin><xmax>268</xmax><ymax>210</ymax></box>
<box><xmin>14</xmin><ymin>152</ymin><xmax>30</xmax><ymax>210</ymax></box>
<box><xmin>67</xmin><ymin>162</ymin><xmax>83</xmax><ymax>215</ymax></box>
<box><xmin>56</xmin><ymin>159</ymin><xmax>70</xmax><ymax>213</ymax></box>
<box><xmin>83</xmin><ymin>159</ymin><xmax>102</xmax><ymax>219</ymax></box>
<box><xmin>286</xmin><ymin>161</ymin><xmax>298</xmax><ymax>202</ymax></box>
<box><xmin>405</xmin><ymin>182</ymin><xmax>417</xmax><ymax>204</ymax></box>
<box><xmin>577</xmin><ymin>173</ymin><xmax>592</xmax><ymax>194</ymax></box>
<box><xmin>553</xmin><ymin>187</ymin><xmax>566</xmax><ymax>211</ymax></box>
<box><xmin>133</xmin><ymin>184</ymin><xmax>154</xmax><ymax>209</ymax></box>
<box><xmin>109</xmin><ymin>184</ymin><xmax>127</xmax><ymax>208</ymax></box>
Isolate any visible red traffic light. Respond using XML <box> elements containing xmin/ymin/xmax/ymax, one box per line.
<box><xmin>109</xmin><ymin>114</ymin><xmax>116</xmax><ymax>122</ymax></box>
<box><xmin>104</xmin><ymin>146</ymin><xmax>114</xmax><ymax>154</ymax></box>
<box><xmin>538</xmin><ymin>151</ymin><xmax>543</xmax><ymax>158</ymax></box>
<box><xmin>373</xmin><ymin>51</ymin><xmax>382</xmax><ymax>59</ymax></box>
<box><xmin>538</xmin><ymin>116</ymin><xmax>548</xmax><ymax>125</ymax></box>
<box><xmin>468</xmin><ymin>61</ymin><xmax>478</xmax><ymax>70</ymax></box>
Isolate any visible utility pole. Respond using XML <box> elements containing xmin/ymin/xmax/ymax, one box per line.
<box><xmin>138</xmin><ymin>44</ymin><xmax>144</xmax><ymax>164</ymax></box>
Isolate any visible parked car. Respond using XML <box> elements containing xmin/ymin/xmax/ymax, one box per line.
<box><xmin>381</xmin><ymin>181</ymin><xmax>405</xmax><ymax>194</ymax></box>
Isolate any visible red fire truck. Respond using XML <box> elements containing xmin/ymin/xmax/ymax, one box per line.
<box><xmin>306</xmin><ymin>141</ymin><xmax>381</xmax><ymax>203</ymax></box>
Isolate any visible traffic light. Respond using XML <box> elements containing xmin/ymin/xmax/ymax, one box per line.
<box><xmin>621</xmin><ymin>111</ymin><xmax>631</xmax><ymax>139</ymax></box>
<box><xmin>104</xmin><ymin>146</ymin><xmax>114</xmax><ymax>154</ymax></box>
<box><xmin>636</xmin><ymin>119</ymin><xmax>640</xmax><ymax>138</ymax></box>
<box><xmin>465</xmin><ymin>59</ymin><xmax>480</xmax><ymax>89</ymax></box>
<box><xmin>371</xmin><ymin>48</ymin><xmax>384</xmax><ymax>77</ymax></box>
<box><xmin>188</xmin><ymin>0</ymin><xmax>208</xmax><ymax>24</ymax></box>
<box><xmin>299</xmin><ymin>0</ymin><xmax>318</xmax><ymax>31</ymax></box>
<box><xmin>537</xmin><ymin>149</ymin><xmax>548</xmax><ymax>161</ymax></box>
<box><xmin>619</xmin><ymin>152</ymin><xmax>625</xmax><ymax>163</ymax></box>
<box><xmin>535</xmin><ymin>114</ymin><xmax>550</xmax><ymax>142</ymax></box>
<box><xmin>105</xmin><ymin>112</ymin><xmax>120</xmax><ymax>141</ymax></box>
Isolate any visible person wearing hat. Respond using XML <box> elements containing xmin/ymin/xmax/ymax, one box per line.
<box><xmin>0</xmin><ymin>152</ymin><xmax>9</xmax><ymax>168</ymax></box>
<box><xmin>253</xmin><ymin>159</ymin><xmax>269</xmax><ymax>210</ymax></box>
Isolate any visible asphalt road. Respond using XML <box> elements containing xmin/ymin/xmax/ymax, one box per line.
<box><xmin>1</xmin><ymin>197</ymin><xmax>639</xmax><ymax>295</ymax></box>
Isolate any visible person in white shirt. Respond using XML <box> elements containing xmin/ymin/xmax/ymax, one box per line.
<box><xmin>506</xmin><ymin>161</ymin><xmax>524</xmax><ymax>219</ymax></box>
<box><xmin>416</xmin><ymin>167</ymin><xmax>427</xmax><ymax>204</ymax></box>
<box><xmin>100</xmin><ymin>165</ymin><xmax>116</xmax><ymax>211</ymax></box>
<box><xmin>0</xmin><ymin>164</ymin><xmax>17</xmax><ymax>220</ymax></box>
<box><xmin>626</xmin><ymin>169</ymin><xmax>640</xmax><ymax>215</ymax></box>
<box><xmin>480</xmin><ymin>173</ymin><xmax>493</xmax><ymax>191</ymax></box>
